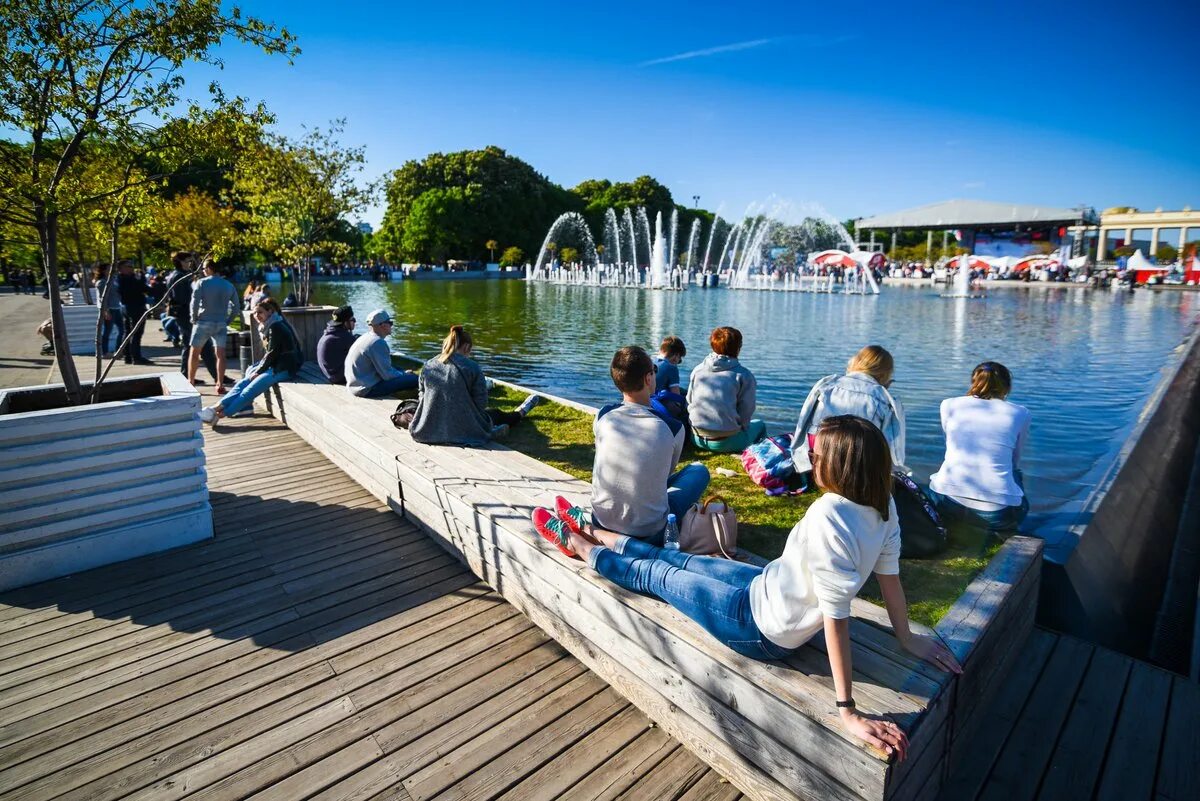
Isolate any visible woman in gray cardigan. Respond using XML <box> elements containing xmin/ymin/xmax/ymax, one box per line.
<box><xmin>409</xmin><ymin>326</ymin><xmax>540</xmax><ymax>446</ymax></box>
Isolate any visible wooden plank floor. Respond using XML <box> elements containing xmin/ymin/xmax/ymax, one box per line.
<box><xmin>938</xmin><ymin>626</ymin><xmax>1200</xmax><ymax>801</ymax></box>
<box><xmin>0</xmin><ymin>388</ymin><xmax>743</xmax><ymax>800</ymax></box>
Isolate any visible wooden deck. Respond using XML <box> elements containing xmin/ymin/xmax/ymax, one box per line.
<box><xmin>0</xmin><ymin>403</ymin><xmax>742</xmax><ymax>801</ymax></box>
<box><xmin>938</xmin><ymin>626</ymin><xmax>1200</xmax><ymax>801</ymax></box>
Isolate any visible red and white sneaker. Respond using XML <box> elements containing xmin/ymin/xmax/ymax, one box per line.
<box><xmin>532</xmin><ymin>507</ymin><xmax>576</xmax><ymax>557</ymax></box>
<box><xmin>553</xmin><ymin>496</ymin><xmax>591</xmax><ymax>536</ymax></box>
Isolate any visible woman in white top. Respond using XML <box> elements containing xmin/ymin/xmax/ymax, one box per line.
<box><xmin>533</xmin><ymin>415</ymin><xmax>960</xmax><ymax>759</ymax></box>
<box><xmin>792</xmin><ymin>345</ymin><xmax>906</xmax><ymax>473</ymax></box>
<box><xmin>927</xmin><ymin>362</ymin><xmax>1030</xmax><ymax>535</ymax></box>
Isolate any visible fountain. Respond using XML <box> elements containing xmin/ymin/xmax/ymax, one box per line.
<box><xmin>649</xmin><ymin>212</ymin><xmax>668</xmax><ymax>288</ymax></box>
<box><xmin>941</xmin><ymin>254</ymin><xmax>981</xmax><ymax>298</ymax></box>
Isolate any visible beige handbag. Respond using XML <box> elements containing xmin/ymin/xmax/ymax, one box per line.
<box><xmin>680</xmin><ymin>495</ymin><xmax>738</xmax><ymax>558</ymax></box>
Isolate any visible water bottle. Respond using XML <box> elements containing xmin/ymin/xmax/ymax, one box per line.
<box><xmin>663</xmin><ymin>513</ymin><xmax>680</xmax><ymax>550</ymax></box>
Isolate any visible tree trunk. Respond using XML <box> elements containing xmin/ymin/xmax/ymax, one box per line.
<box><xmin>38</xmin><ymin>208</ymin><xmax>83</xmax><ymax>405</ymax></box>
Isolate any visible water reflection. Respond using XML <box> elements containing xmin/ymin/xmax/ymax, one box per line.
<box><xmin>303</xmin><ymin>278</ymin><xmax>1197</xmax><ymax>550</ymax></box>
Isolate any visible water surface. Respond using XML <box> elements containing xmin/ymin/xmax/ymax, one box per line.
<box><xmin>300</xmin><ymin>278</ymin><xmax>1198</xmax><ymax>560</ymax></box>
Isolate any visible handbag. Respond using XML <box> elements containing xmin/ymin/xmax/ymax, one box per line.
<box><xmin>680</xmin><ymin>495</ymin><xmax>738</xmax><ymax>558</ymax></box>
<box><xmin>391</xmin><ymin>399</ymin><xmax>419</xmax><ymax>430</ymax></box>
<box><xmin>892</xmin><ymin>470</ymin><xmax>948</xmax><ymax>558</ymax></box>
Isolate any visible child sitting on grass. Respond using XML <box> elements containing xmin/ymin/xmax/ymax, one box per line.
<box><xmin>531</xmin><ymin>415</ymin><xmax>960</xmax><ymax>759</ymax></box>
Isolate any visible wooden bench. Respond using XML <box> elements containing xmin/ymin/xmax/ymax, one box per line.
<box><xmin>253</xmin><ymin>364</ymin><xmax>1043</xmax><ymax>801</ymax></box>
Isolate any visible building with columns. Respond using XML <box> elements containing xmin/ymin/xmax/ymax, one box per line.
<box><xmin>1086</xmin><ymin>207</ymin><xmax>1200</xmax><ymax>262</ymax></box>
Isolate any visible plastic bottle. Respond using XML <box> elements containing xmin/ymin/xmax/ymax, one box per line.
<box><xmin>663</xmin><ymin>513</ymin><xmax>680</xmax><ymax>550</ymax></box>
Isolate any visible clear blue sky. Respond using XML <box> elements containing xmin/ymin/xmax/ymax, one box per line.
<box><xmin>188</xmin><ymin>0</ymin><xmax>1200</xmax><ymax>227</ymax></box>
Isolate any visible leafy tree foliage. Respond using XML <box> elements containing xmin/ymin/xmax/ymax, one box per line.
<box><xmin>376</xmin><ymin>146</ymin><xmax>583</xmax><ymax>263</ymax></box>
<box><xmin>499</xmin><ymin>246</ymin><xmax>525</xmax><ymax>267</ymax></box>
<box><xmin>153</xmin><ymin>188</ymin><xmax>238</xmax><ymax>260</ymax></box>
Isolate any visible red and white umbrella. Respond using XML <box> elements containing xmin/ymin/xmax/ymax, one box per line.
<box><xmin>946</xmin><ymin>254</ymin><xmax>990</xmax><ymax>271</ymax></box>
<box><xmin>808</xmin><ymin>250</ymin><xmax>857</xmax><ymax>268</ymax></box>
<box><xmin>1011</xmin><ymin>255</ymin><xmax>1059</xmax><ymax>273</ymax></box>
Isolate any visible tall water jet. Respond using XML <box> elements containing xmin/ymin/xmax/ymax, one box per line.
<box><xmin>701</xmin><ymin>214</ymin><xmax>722</xmax><ymax>273</ymax></box>
<box><xmin>622</xmin><ymin>208</ymin><xmax>637</xmax><ymax>268</ymax></box>
<box><xmin>636</xmin><ymin>208</ymin><xmax>652</xmax><ymax>268</ymax></box>
<box><xmin>668</xmin><ymin>209</ymin><xmax>679</xmax><ymax>271</ymax></box>
<box><xmin>649</xmin><ymin>212</ymin><xmax>668</xmax><ymax>288</ymax></box>
<box><xmin>603</xmin><ymin>208</ymin><xmax>622</xmax><ymax>265</ymax></box>
<box><xmin>685</xmin><ymin>219</ymin><xmax>701</xmax><ymax>273</ymax></box>
<box><xmin>533</xmin><ymin>212</ymin><xmax>599</xmax><ymax>274</ymax></box>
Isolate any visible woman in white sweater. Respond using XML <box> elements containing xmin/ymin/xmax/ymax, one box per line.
<box><xmin>927</xmin><ymin>362</ymin><xmax>1030</xmax><ymax>535</ymax></box>
<box><xmin>532</xmin><ymin>415</ymin><xmax>960</xmax><ymax>759</ymax></box>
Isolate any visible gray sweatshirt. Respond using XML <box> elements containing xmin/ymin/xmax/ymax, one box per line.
<box><xmin>189</xmin><ymin>275</ymin><xmax>239</xmax><ymax>324</ymax></box>
<box><xmin>409</xmin><ymin>354</ymin><xmax>494</xmax><ymax>446</ymax></box>
<box><xmin>344</xmin><ymin>332</ymin><xmax>406</xmax><ymax>396</ymax></box>
<box><xmin>591</xmin><ymin>401</ymin><xmax>684</xmax><ymax>539</ymax></box>
<box><xmin>686</xmin><ymin>353</ymin><xmax>758</xmax><ymax>436</ymax></box>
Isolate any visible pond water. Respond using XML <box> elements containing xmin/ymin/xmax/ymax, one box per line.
<box><xmin>298</xmin><ymin>277</ymin><xmax>1198</xmax><ymax>561</ymax></box>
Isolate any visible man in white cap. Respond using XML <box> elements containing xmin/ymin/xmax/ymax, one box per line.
<box><xmin>344</xmin><ymin>309</ymin><xmax>418</xmax><ymax>397</ymax></box>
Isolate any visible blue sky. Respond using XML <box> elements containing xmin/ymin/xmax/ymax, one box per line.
<box><xmin>187</xmin><ymin>0</ymin><xmax>1200</xmax><ymax>226</ymax></box>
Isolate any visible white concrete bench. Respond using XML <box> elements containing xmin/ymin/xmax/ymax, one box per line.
<box><xmin>255</xmin><ymin>364</ymin><xmax>1043</xmax><ymax>801</ymax></box>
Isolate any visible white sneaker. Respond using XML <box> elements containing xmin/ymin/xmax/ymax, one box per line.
<box><xmin>485</xmin><ymin>377</ymin><xmax>496</xmax><ymax>391</ymax></box>
<box><xmin>198</xmin><ymin>406</ymin><xmax>216</xmax><ymax>424</ymax></box>
<box><xmin>516</xmin><ymin>394</ymin><xmax>542</xmax><ymax>417</ymax></box>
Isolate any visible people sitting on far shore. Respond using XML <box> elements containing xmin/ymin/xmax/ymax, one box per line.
<box><xmin>532</xmin><ymin>415</ymin><xmax>959</xmax><ymax>757</ymax></box>
<box><xmin>199</xmin><ymin>298</ymin><xmax>303</xmax><ymax>426</ymax></box>
<box><xmin>792</xmin><ymin>345</ymin><xmax>906</xmax><ymax>474</ymax></box>
<box><xmin>409</xmin><ymin>325</ymin><xmax>541</xmax><ymax>445</ymax></box>
<box><xmin>345</xmin><ymin>309</ymin><xmax>419</xmax><ymax>398</ymax></box>
<box><xmin>926</xmin><ymin>361</ymin><xmax>1030</xmax><ymax>536</ymax></box>
<box><xmin>687</xmin><ymin>326</ymin><xmax>767</xmax><ymax>452</ymax></box>
<box><xmin>586</xmin><ymin>346</ymin><xmax>709</xmax><ymax>546</ymax></box>
<box><xmin>652</xmin><ymin>335</ymin><xmax>686</xmax><ymax>394</ymax></box>
<box><xmin>317</xmin><ymin>305</ymin><xmax>357</xmax><ymax>385</ymax></box>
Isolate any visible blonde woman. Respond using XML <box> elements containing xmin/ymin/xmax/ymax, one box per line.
<box><xmin>927</xmin><ymin>362</ymin><xmax>1030</xmax><ymax>535</ymax></box>
<box><xmin>792</xmin><ymin>345</ymin><xmax>906</xmax><ymax>472</ymax></box>
<box><xmin>409</xmin><ymin>325</ymin><xmax>540</xmax><ymax>446</ymax></box>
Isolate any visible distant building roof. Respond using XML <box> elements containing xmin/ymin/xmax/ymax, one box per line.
<box><xmin>857</xmin><ymin>199</ymin><xmax>1087</xmax><ymax>230</ymax></box>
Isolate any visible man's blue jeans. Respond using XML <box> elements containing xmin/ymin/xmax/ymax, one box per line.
<box><xmin>219</xmin><ymin>366</ymin><xmax>292</xmax><ymax>417</ymax></box>
<box><xmin>364</xmin><ymin>373</ymin><xmax>419</xmax><ymax>398</ymax></box>
<box><xmin>667</xmin><ymin>462</ymin><xmax>711</xmax><ymax>521</ymax></box>
<box><xmin>590</xmin><ymin>536</ymin><xmax>795</xmax><ymax>661</ymax></box>
<box><xmin>101</xmin><ymin>309</ymin><xmax>124</xmax><ymax>354</ymax></box>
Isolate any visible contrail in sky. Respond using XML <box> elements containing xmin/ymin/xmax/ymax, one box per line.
<box><xmin>639</xmin><ymin>38</ymin><xmax>777</xmax><ymax>67</ymax></box>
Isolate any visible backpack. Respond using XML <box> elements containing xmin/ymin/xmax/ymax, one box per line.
<box><xmin>740</xmin><ymin>434</ymin><xmax>804</xmax><ymax>496</ymax></box>
<box><xmin>391</xmin><ymin>399</ymin><xmax>419</xmax><ymax>430</ymax></box>
<box><xmin>892</xmin><ymin>471</ymin><xmax>948</xmax><ymax>557</ymax></box>
<box><xmin>650</xmin><ymin>389</ymin><xmax>692</xmax><ymax>442</ymax></box>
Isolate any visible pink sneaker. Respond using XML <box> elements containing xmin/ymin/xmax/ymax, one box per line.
<box><xmin>532</xmin><ymin>508</ymin><xmax>576</xmax><ymax>558</ymax></box>
<box><xmin>554</xmin><ymin>496</ymin><xmax>591</xmax><ymax>536</ymax></box>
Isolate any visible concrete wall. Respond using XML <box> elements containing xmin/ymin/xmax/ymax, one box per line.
<box><xmin>0</xmin><ymin>371</ymin><xmax>212</xmax><ymax>592</ymax></box>
<box><xmin>1040</xmin><ymin>327</ymin><xmax>1200</xmax><ymax>656</ymax></box>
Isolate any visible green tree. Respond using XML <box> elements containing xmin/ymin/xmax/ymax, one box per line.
<box><xmin>233</xmin><ymin>120</ymin><xmax>375</xmax><ymax>304</ymax></box>
<box><xmin>485</xmin><ymin>239</ymin><xmax>498</xmax><ymax>262</ymax></box>
<box><xmin>398</xmin><ymin>187</ymin><xmax>473</xmax><ymax>263</ymax></box>
<box><xmin>559</xmin><ymin>246</ymin><xmax>579</xmax><ymax>264</ymax></box>
<box><xmin>154</xmin><ymin>188</ymin><xmax>238</xmax><ymax>260</ymax></box>
<box><xmin>499</xmin><ymin>246</ymin><xmax>524</xmax><ymax>267</ymax></box>
<box><xmin>0</xmin><ymin>0</ymin><xmax>295</xmax><ymax>404</ymax></box>
<box><xmin>1155</xmin><ymin>244</ymin><xmax>1178</xmax><ymax>263</ymax></box>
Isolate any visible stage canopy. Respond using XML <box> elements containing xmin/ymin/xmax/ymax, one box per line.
<box><xmin>857</xmin><ymin>199</ymin><xmax>1090</xmax><ymax>231</ymax></box>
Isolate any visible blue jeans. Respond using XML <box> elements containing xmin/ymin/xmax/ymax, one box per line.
<box><xmin>692</xmin><ymin>419</ymin><xmax>768</xmax><ymax>453</ymax></box>
<box><xmin>161</xmin><ymin>314</ymin><xmax>180</xmax><ymax>342</ymax></box>
<box><xmin>101</xmin><ymin>309</ymin><xmax>124</xmax><ymax>354</ymax></box>
<box><xmin>590</xmin><ymin>536</ymin><xmax>795</xmax><ymax>661</ymax></box>
<box><xmin>926</xmin><ymin>470</ymin><xmax>1028</xmax><ymax>535</ymax></box>
<box><xmin>668</xmin><ymin>462</ymin><xmax>711</xmax><ymax>521</ymax></box>
<box><xmin>364</xmin><ymin>373</ymin><xmax>419</xmax><ymax>398</ymax></box>
<box><xmin>219</xmin><ymin>366</ymin><xmax>292</xmax><ymax>416</ymax></box>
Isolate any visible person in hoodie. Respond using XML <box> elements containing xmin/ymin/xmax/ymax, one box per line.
<box><xmin>687</xmin><ymin>326</ymin><xmax>767</xmax><ymax>453</ymax></box>
<box><xmin>316</xmin><ymin>305</ymin><xmax>357</xmax><ymax>384</ymax></box>
<box><xmin>591</xmin><ymin>346</ymin><xmax>710</xmax><ymax>544</ymax></box>
<box><xmin>791</xmin><ymin>345</ymin><xmax>906</xmax><ymax>474</ymax></box>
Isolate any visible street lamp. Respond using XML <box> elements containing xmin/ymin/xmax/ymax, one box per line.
<box><xmin>692</xmin><ymin>195</ymin><xmax>700</xmax><ymax>208</ymax></box>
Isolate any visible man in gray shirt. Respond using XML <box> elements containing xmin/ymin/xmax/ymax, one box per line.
<box><xmin>344</xmin><ymin>309</ymin><xmax>418</xmax><ymax>397</ymax></box>
<box><xmin>188</xmin><ymin>259</ymin><xmax>239</xmax><ymax>390</ymax></box>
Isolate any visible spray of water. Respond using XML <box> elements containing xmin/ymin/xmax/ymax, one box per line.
<box><xmin>603</xmin><ymin>208</ymin><xmax>622</xmax><ymax>265</ymax></box>
<box><xmin>533</xmin><ymin>212</ymin><xmax>599</xmax><ymax>273</ymax></box>
<box><xmin>701</xmin><ymin>213</ymin><xmax>722</xmax><ymax>272</ymax></box>
<box><xmin>636</xmin><ymin>208</ymin><xmax>652</xmax><ymax>268</ymax></box>
<box><xmin>622</xmin><ymin>208</ymin><xmax>637</xmax><ymax>268</ymax></box>
<box><xmin>685</xmin><ymin>219</ymin><xmax>701</xmax><ymax>272</ymax></box>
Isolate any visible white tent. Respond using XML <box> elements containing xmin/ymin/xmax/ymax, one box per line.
<box><xmin>1126</xmin><ymin>249</ymin><xmax>1160</xmax><ymax>273</ymax></box>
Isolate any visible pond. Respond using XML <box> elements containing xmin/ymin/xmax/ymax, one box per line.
<box><xmin>296</xmin><ymin>277</ymin><xmax>1199</xmax><ymax>562</ymax></box>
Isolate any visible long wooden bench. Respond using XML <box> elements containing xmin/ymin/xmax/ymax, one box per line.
<box><xmin>253</xmin><ymin>364</ymin><xmax>1043</xmax><ymax>801</ymax></box>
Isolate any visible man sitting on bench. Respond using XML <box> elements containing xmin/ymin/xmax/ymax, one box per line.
<box><xmin>344</xmin><ymin>308</ymin><xmax>418</xmax><ymax>398</ymax></box>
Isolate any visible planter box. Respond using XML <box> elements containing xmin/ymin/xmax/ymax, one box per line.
<box><xmin>0</xmin><ymin>372</ymin><xmax>212</xmax><ymax>592</ymax></box>
<box><xmin>61</xmin><ymin>304</ymin><xmax>100</xmax><ymax>356</ymax></box>
<box><xmin>244</xmin><ymin>305</ymin><xmax>337</xmax><ymax>365</ymax></box>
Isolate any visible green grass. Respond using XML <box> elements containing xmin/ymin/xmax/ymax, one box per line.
<box><xmin>489</xmin><ymin>385</ymin><xmax>997</xmax><ymax>628</ymax></box>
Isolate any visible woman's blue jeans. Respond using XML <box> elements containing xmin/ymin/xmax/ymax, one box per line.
<box><xmin>218</xmin><ymin>365</ymin><xmax>292</xmax><ymax>416</ymax></box>
<box><xmin>926</xmin><ymin>471</ymin><xmax>1028</xmax><ymax>536</ymax></box>
<box><xmin>590</xmin><ymin>536</ymin><xmax>795</xmax><ymax>661</ymax></box>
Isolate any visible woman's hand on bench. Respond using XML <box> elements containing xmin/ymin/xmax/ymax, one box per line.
<box><xmin>900</xmin><ymin>633</ymin><xmax>962</xmax><ymax>674</ymax></box>
<box><xmin>840</xmin><ymin>710</ymin><xmax>908</xmax><ymax>761</ymax></box>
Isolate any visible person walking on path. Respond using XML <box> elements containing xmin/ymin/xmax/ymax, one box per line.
<box><xmin>187</xmin><ymin>258</ymin><xmax>238</xmax><ymax>392</ymax></box>
<box><xmin>199</xmin><ymin>298</ymin><xmax>303</xmax><ymax>425</ymax></box>
<box><xmin>344</xmin><ymin>309</ymin><xmax>418</xmax><ymax>398</ymax></box>
<box><xmin>116</xmin><ymin>260</ymin><xmax>153</xmax><ymax>364</ymax></box>
<box><xmin>166</xmin><ymin>252</ymin><xmax>218</xmax><ymax>383</ymax></box>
